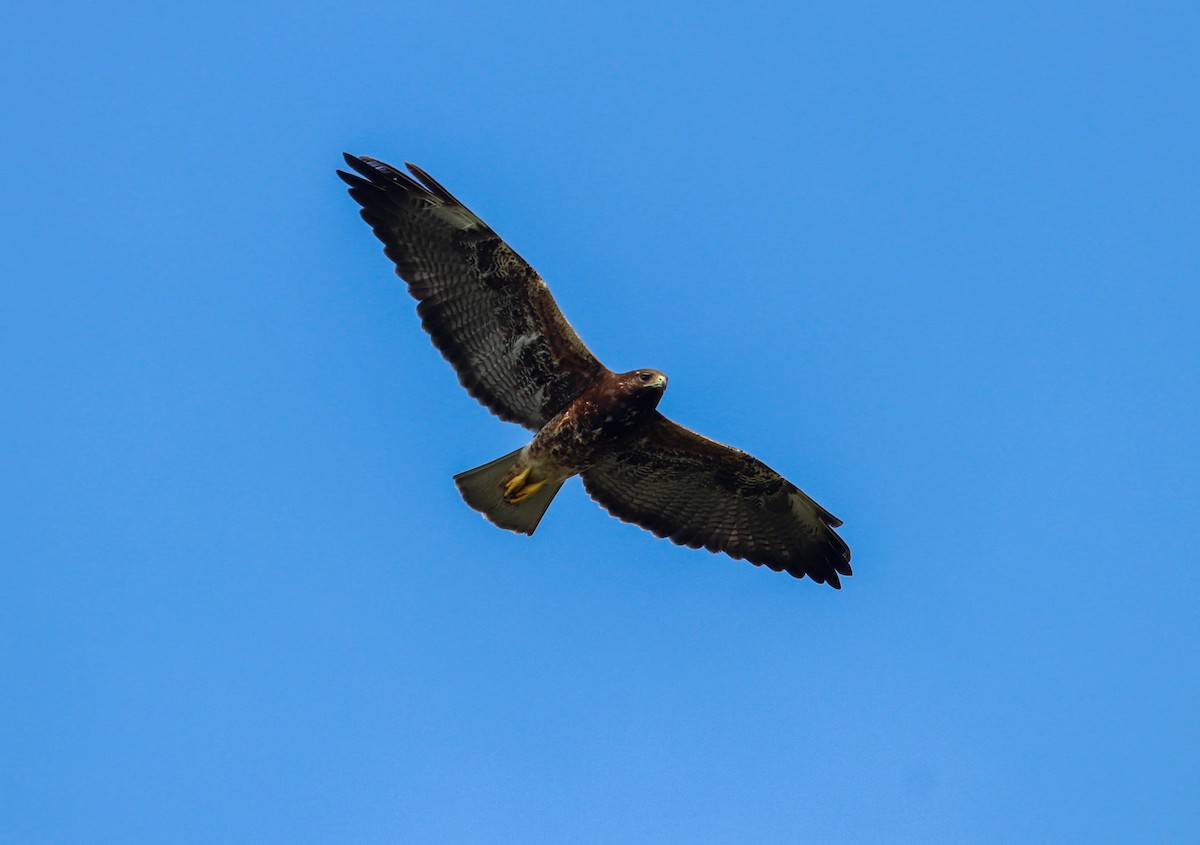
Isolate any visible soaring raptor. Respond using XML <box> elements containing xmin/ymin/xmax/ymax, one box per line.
<box><xmin>338</xmin><ymin>154</ymin><xmax>852</xmax><ymax>587</ymax></box>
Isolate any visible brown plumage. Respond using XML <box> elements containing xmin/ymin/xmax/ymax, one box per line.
<box><xmin>337</xmin><ymin>154</ymin><xmax>852</xmax><ymax>587</ymax></box>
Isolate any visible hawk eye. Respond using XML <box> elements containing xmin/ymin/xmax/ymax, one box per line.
<box><xmin>639</xmin><ymin>372</ymin><xmax>652</xmax><ymax>382</ymax></box>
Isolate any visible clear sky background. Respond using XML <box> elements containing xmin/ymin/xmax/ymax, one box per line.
<box><xmin>3</xmin><ymin>2</ymin><xmax>1198</xmax><ymax>843</ymax></box>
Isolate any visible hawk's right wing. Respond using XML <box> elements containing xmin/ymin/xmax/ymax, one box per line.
<box><xmin>582</xmin><ymin>413</ymin><xmax>852</xmax><ymax>587</ymax></box>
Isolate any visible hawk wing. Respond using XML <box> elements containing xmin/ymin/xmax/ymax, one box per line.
<box><xmin>581</xmin><ymin>414</ymin><xmax>852</xmax><ymax>587</ymax></box>
<box><xmin>338</xmin><ymin>154</ymin><xmax>607</xmax><ymax>430</ymax></box>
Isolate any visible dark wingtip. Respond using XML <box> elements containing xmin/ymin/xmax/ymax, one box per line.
<box><xmin>339</xmin><ymin>153</ymin><xmax>387</xmax><ymax>186</ymax></box>
<box><xmin>403</xmin><ymin>161</ymin><xmax>462</xmax><ymax>206</ymax></box>
<box><xmin>341</xmin><ymin>152</ymin><xmax>382</xmax><ymax>178</ymax></box>
<box><xmin>338</xmin><ymin>153</ymin><xmax>367</xmax><ymax>187</ymax></box>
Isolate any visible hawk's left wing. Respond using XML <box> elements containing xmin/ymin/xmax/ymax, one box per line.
<box><xmin>338</xmin><ymin>154</ymin><xmax>607</xmax><ymax>430</ymax></box>
<box><xmin>581</xmin><ymin>413</ymin><xmax>852</xmax><ymax>587</ymax></box>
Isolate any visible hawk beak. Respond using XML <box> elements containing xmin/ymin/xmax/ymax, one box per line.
<box><xmin>654</xmin><ymin>374</ymin><xmax>668</xmax><ymax>388</ymax></box>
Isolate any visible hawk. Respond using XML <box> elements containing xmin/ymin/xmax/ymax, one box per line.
<box><xmin>338</xmin><ymin>154</ymin><xmax>852</xmax><ymax>587</ymax></box>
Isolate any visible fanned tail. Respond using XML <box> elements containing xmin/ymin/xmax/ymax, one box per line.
<box><xmin>453</xmin><ymin>449</ymin><xmax>565</xmax><ymax>535</ymax></box>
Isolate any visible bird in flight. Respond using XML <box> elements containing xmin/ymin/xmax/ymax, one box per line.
<box><xmin>338</xmin><ymin>154</ymin><xmax>852</xmax><ymax>587</ymax></box>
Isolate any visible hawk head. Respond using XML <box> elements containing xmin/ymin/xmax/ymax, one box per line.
<box><xmin>614</xmin><ymin>369</ymin><xmax>668</xmax><ymax>409</ymax></box>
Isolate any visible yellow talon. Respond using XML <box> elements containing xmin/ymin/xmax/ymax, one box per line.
<box><xmin>509</xmin><ymin>479</ymin><xmax>547</xmax><ymax>503</ymax></box>
<box><xmin>503</xmin><ymin>468</ymin><xmax>531</xmax><ymax>499</ymax></box>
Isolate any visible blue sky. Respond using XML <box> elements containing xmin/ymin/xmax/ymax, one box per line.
<box><xmin>3</xmin><ymin>1</ymin><xmax>1198</xmax><ymax>842</ymax></box>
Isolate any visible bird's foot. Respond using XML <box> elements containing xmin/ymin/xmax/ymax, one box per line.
<box><xmin>508</xmin><ymin>479</ymin><xmax>547</xmax><ymax>503</ymax></box>
<box><xmin>501</xmin><ymin>465</ymin><xmax>530</xmax><ymax>499</ymax></box>
<box><xmin>503</xmin><ymin>468</ymin><xmax>531</xmax><ymax>500</ymax></box>
<box><xmin>503</xmin><ymin>468</ymin><xmax>546</xmax><ymax>503</ymax></box>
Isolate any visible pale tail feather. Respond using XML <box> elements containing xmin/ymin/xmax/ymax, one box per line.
<box><xmin>453</xmin><ymin>449</ymin><xmax>565</xmax><ymax>535</ymax></box>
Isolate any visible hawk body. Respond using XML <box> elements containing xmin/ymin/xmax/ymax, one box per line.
<box><xmin>338</xmin><ymin>154</ymin><xmax>853</xmax><ymax>587</ymax></box>
<box><xmin>538</xmin><ymin>369</ymin><xmax>670</xmax><ymax>469</ymax></box>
